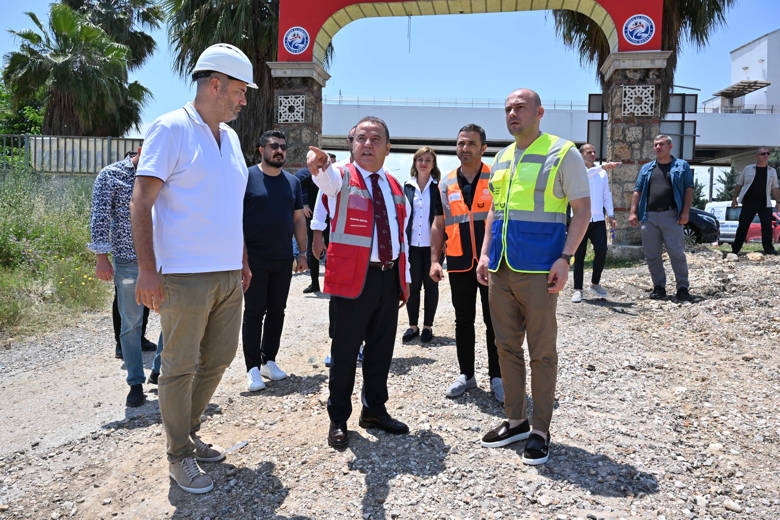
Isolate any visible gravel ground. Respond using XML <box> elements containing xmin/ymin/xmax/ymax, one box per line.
<box><xmin>0</xmin><ymin>247</ymin><xmax>778</xmax><ymax>520</ymax></box>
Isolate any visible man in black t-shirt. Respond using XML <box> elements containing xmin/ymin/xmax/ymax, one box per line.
<box><xmin>243</xmin><ymin>129</ymin><xmax>307</xmax><ymax>392</ymax></box>
<box><xmin>730</xmin><ymin>147</ymin><xmax>780</xmax><ymax>255</ymax></box>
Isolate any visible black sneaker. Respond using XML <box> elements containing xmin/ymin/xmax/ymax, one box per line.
<box><xmin>649</xmin><ymin>286</ymin><xmax>666</xmax><ymax>300</ymax></box>
<box><xmin>126</xmin><ymin>384</ymin><xmax>145</xmax><ymax>407</ymax></box>
<box><xmin>147</xmin><ymin>371</ymin><xmax>159</xmax><ymax>385</ymax></box>
<box><xmin>522</xmin><ymin>433</ymin><xmax>550</xmax><ymax>465</ymax></box>
<box><xmin>141</xmin><ymin>337</ymin><xmax>157</xmax><ymax>351</ymax></box>
<box><xmin>481</xmin><ymin>420</ymin><xmax>530</xmax><ymax>448</ymax></box>
<box><xmin>303</xmin><ymin>284</ymin><xmax>320</xmax><ymax>294</ymax></box>
<box><xmin>115</xmin><ymin>343</ymin><xmax>123</xmax><ymax>359</ymax></box>
<box><xmin>675</xmin><ymin>287</ymin><xmax>694</xmax><ymax>302</ymax></box>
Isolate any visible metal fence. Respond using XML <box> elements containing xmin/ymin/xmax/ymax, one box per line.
<box><xmin>0</xmin><ymin>134</ymin><xmax>144</xmax><ymax>175</ymax></box>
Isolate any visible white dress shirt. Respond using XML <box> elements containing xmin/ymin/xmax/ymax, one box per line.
<box><xmin>586</xmin><ymin>165</ymin><xmax>615</xmax><ymax>222</ymax></box>
<box><xmin>405</xmin><ymin>177</ymin><xmax>434</xmax><ymax>247</ymax></box>
<box><xmin>313</xmin><ymin>161</ymin><xmax>411</xmax><ymax>282</ymax></box>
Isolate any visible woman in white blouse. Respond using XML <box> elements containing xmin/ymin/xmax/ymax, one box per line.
<box><xmin>402</xmin><ymin>146</ymin><xmax>443</xmax><ymax>344</ymax></box>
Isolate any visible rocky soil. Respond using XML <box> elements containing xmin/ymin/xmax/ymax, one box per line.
<box><xmin>0</xmin><ymin>247</ymin><xmax>778</xmax><ymax>520</ymax></box>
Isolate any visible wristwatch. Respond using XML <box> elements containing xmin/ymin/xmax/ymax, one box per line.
<box><xmin>559</xmin><ymin>253</ymin><xmax>572</xmax><ymax>263</ymax></box>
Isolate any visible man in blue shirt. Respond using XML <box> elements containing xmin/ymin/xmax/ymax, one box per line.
<box><xmin>89</xmin><ymin>150</ymin><xmax>162</xmax><ymax>407</ymax></box>
<box><xmin>628</xmin><ymin>135</ymin><xmax>694</xmax><ymax>302</ymax></box>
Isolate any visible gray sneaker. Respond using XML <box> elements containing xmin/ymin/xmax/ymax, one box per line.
<box><xmin>446</xmin><ymin>374</ymin><xmax>477</xmax><ymax>398</ymax></box>
<box><xmin>169</xmin><ymin>457</ymin><xmax>213</xmax><ymax>494</ymax></box>
<box><xmin>490</xmin><ymin>377</ymin><xmax>505</xmax><ymax>404</ymax></box>
<box><xmin>192</xmin><ymin>434</ymin><xmax>225</xmax><ymax>462</ymax></box>
<box><xmin>590</xmin><ymin>284</ymin><xmax>608</xmax><ymax>297</ymax></box>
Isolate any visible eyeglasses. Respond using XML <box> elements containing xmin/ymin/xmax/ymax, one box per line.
<box><xmin>266</xmin><ymin>142</ymin><xmax>287</xmax><ymax>151</ymax></box>
<box><xmin>758</xmin><ymin>152</ymin><xmax>770</xmax><ymax>156</ymax></box>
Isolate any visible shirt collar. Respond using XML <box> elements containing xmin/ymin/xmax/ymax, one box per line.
<box><xmin>354</xmin><ymin>162</ymin><xmax>386</xmax><ymax>182</ymax></box>
<box><xmin>183</xmin><ymin>102</ymin><xmax>227</xmax><ymax>132</ymax></box>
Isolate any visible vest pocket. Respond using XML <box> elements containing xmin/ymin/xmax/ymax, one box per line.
<box><xmin>324</xmin><ymin>251</ymin><xmax>356</xmax><ymax>286</ymax></box>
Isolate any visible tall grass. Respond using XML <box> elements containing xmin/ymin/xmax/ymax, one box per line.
<box><xmin>0</xmin><ymin>169</ymin><xmax>110</xmax><ymax>335</ymax></box>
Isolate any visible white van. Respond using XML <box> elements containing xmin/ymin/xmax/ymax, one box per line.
<box><xmin>704</xmin><ymin>200</ymin><xmax>777</xmax><ymax>243</ymax></box>
<box><xmin>704</xmin><ymin>201</ymin><xmax>735</xmax><ymax>243</ymax></box>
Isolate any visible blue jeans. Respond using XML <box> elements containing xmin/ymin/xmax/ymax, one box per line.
<box><xmin>152</xmin><ymin>332</ymin><xmax>164</xmax><ymax>373</ymax></box>
<box><xmin>114</xmin><ymin>259</ymin><xmax>145</xmax><ymax>386</ymax></box>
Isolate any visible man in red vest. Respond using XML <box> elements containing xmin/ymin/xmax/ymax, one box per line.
<box><xmin>307</xmin><ymin>117</ymin><xmax>411</xmax><ymax>449</ymax></box>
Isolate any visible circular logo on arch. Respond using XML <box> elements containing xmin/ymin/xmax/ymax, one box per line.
<box><xmin>283</xmin><ymin>26</ymin><xmax>310</xmax><ymax>55</ymax></box>
<box><xmin>623</xmin><ymin>14</ymin><xmax>655</xmax><ymax>46</ymax></box>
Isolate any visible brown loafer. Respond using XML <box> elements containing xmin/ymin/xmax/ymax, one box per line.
<box><xmin>327</xmin><ymin>421</ymin><xmax>348</xmax><ymax>449</ymax></box>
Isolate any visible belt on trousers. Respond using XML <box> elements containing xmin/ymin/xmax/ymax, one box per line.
<box><xmin>368</xmin><ymin>260</ymin><xmax>396</xmax><ymax>271</ymax></box>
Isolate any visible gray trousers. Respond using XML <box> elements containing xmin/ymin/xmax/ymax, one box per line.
<box><xmin>640</xmin><ymin>209</ymin><xmax>689</xmax><ymax>290</ymax></box>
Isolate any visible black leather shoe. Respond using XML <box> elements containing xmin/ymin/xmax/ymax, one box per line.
<box><xmin>401</xmin><ymin>327</ymin><xmax>419</xmax><ymax>342</ymax></box>
<box><xmin>649</xmin><ymin>286</ymin><xmax>666</xmax><ymax>300</ymax></box>
<box><xmin>115</xmin><ymin>343</ymin><xmax>123</xmax><ymax>359</ymax></box>
<box><xmin>303</xmin><ymin>284</ymin><xmax>320</xmax><ymax>294</ymax></box>
<box><xmin>126</xmin><ymin>384</ymin><xmax>145</xmax><ymax>407</ymax></box>
<box><xmin>358</xmin><ymin>413</ymin><xmax>409</xmax><ymax>434</ymax></box>
<box><xmin>327</xmin><ymin>422</ymin><xmax>348</xmax><ymax>449</ymax></box>
<box><xmin>141</xmin><ymin>337</ymin><xmax>157</xmax><ymax>351</ymax></box>
<box><xmin>147</xmin><ymin>371</ymin><xmax>159</xmax><ymax>385</ymax></box>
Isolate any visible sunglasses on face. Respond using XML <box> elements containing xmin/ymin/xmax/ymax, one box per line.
<box><xmin>758</xmin><ymin>152</ymin><xmax>770</xmax><ymax>156</ymax></box>
<box><xmin>266</xmin><ymin>142</ymin><xmax>287</xmax><ymax>151</ymax></box>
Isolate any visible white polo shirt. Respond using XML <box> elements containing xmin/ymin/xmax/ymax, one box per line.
<box><xmin>136</xmin><ymin>103</ymin><xmax>248</xmax><ymax>274</ymax></box>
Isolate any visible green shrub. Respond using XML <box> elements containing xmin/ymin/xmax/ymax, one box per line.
<box><xmin>0</xmin><ymin>168</ymin><xmax>110</xmax><ymax>335</ymax></box>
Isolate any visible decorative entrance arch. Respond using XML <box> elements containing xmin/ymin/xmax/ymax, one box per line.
<box><xmin>269</xmin><ymin>1</ymin><xmax>669</xmax><ymax>250</ymax></box>
<box><xmin>277</xmin><ymin>1</ymin><xmax>662</xmax><ymax>63</ymax></box>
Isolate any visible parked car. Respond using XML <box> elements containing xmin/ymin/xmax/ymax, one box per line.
<box><xmin>704</xmin><ymin>200</ymin><xmax>779</xmax><ymax>244</ymax></box>
<box><xmin>684</xmin><ymin>207</ymin><xmax>720</xmax><ymax>245</ymax></box>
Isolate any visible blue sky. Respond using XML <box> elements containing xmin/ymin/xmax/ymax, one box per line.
<box><xmin>1</xmin><ymin>0</ymin><xmax>779</xmax><ymax>142</ymax></box>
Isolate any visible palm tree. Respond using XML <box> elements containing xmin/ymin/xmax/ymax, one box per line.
<box><xmin>164</xmin><ymin>0</ymin><xmax>280</xmax><ymax>161</ymax></box>
<box><xmin>553</xmin><ymin>0</ymin><xmax>737</xmax><ymax>115</ymax></box>
<box><xmin>3</xmin><ymin>4</ymin><xmax>150</xmax><ymax>136</ymax></box>
<box><xmin>62</xmin><ymin>0</ymin><xmax>165</xmax><ymax>70</ymax></box>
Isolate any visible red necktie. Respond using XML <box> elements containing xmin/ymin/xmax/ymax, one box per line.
<box><xmin>370</xmin><ymin>173</ymin><xmax>393</xmax><ymax>264</ymax></box>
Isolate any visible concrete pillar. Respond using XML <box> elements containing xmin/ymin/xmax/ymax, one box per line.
<box><xmin>267</xmin><ymin>62</ymin><xmax>331</xmax><ymax>169</ymax></box>
<box><xmin>600</xmin><ymin>51</ymin><xmax>672</xmax><ymax>259</ymax></box>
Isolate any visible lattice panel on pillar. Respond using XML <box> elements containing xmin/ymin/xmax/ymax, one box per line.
<box><xmin>278</xmin><ymin>95</ymin><xmax>305</xmax><ymax>123</ymax></box>
<box><xmin>622</xmin><ymin>85</ymin><xmax>655</xmax><ymax>116</ymax></box>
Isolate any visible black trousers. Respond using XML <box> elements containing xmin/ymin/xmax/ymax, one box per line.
<box><xmin>406</xmin><ymin>245</ymin><xmax>439</xmax><ymax>328</ymax></box>
<box><xmin>449</xmin><ymin>268</ymin><xmax>500</xmax><ymax>380</ymax></box>
<box><xmin>327</xmin><ymin>265</ymin><xmax>400</xmax><ymax>424</ymax></box>
<box><xmin>242</xmin><ymin>257</ymin><xmax>293</xmax><ymax>370</ymax></box>
<box><xmin>573</xmin><ymin>220</ymin><xmax>609</xmax><ymax>290</ymax></box>
<box><xmin>306</xmin><ymin>217</ymin><xmax>329</xmax><ymax>287</ymax></box>
<box><xmin>732</xmin><ymin>200</ymin><xmax>775</xmax><ymax>254</ymax></box>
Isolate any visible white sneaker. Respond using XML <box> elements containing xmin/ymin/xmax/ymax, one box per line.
<box><xmin>246</xmin><ymin>367</ymin><xmax>265</xmax><ymax>392</ymax></box>
<box><xmin>590</xmin><ymin>284</ymin><xmax>608</xmax><ymax>297</ymax></box>
<box><xmin>571</xmin><ymin>290</ymin><xmax>583</xmax><ymax>303</ymax></box>
<box><xmin>260</xmin><ymin>360</ymin><xmax>288</xmax><ymax>380</ymax></box>
<box><xmin>446</xmin><ymin>374</ymin><xmax>477</xmax><ymax>397</ymax></box>
<box><xmin>490</xmin><ymin>377</ymin><xmax>505</xmax><ymax>404</ymax></box>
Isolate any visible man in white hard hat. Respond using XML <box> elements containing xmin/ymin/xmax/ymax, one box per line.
<box><xmin>131</xmin><ymin>43</ymin><xmax>255</xmax><ymax>494</ymax></box>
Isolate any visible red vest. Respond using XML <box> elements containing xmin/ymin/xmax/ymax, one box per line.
<box><xmin>324</xmin><ymin>164</ymin><xmax>409</xmax><ymax>301</ymax></box>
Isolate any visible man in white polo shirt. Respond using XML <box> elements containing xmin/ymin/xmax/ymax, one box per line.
<box><xmin>131</xmin><ymin>43</ymin><xmax>254</xmax><ymax>494</ymax></box>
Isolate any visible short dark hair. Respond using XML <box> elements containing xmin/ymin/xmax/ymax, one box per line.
<box><xmin>356</xmin><ymin>116</ymin><xmax>390</xmax><ymax>141</ymax></box>
<box><xmin>457</xmin><ymin>124</ymin><xmax>486</xmax><ymax>145</ymax></box>
<box><xmin>328</xmin><ymin>153</ymin><xmax>337</xmax><ymax>161</ymax></box>
<box><xmin>257</xmin><ymin>129</ymin><xmax>287</xmax><ymax>148</ymax></box>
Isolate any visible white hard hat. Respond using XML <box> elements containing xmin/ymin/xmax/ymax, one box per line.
<box><xmin>192</xmin><ymin>43</ymin><xmax>257</xmax><ymax>89</ymax></box>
